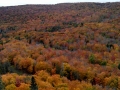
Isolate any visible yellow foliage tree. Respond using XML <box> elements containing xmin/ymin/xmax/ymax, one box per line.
<box><xmin>104</xmin><ymin>76</ymin><xmax>118</xmax><ymax>89</ymax></box>
<box><xmin>5</xmin><ymin>84</ymin><xmax>16</xmax><ymax>90</ymax></box>
<box><xmin>2</xmin><ymin>73</ymin><xmax>17</xmax><ymax>86</ymax></box>
<box><xmin>16</xmin><ymin>83</ymin><xmax>30</xmax><ymax>90</ymax></box>
<box><xmin>35</xmin><ymin>61</ymin><xmax>51</xmax><ymax>73</ymax></box>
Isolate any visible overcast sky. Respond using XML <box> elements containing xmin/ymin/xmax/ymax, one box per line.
<box><xmin>0</xmin><ymin>0</ymin><xmax>119</xmax><ymax>6</ymax></box>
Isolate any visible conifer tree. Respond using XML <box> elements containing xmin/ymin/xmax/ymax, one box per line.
<box><xmin>30</xmin><ymin>76</ymin><xmax>38</xmax><ymax>90</ymax></box>
<box><xmin>0</xmin><ymin>76</ymin><xmax>4</xmax><ymax>90</ymax></box>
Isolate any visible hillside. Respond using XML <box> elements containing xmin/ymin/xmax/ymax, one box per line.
<box><xmin>0</xmin><ymin>2</ymin><xmax>120</xmax><ymax>90</ymax></box>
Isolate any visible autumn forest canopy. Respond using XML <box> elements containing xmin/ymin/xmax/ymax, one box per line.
<box><xmin>0</xmin><ymin>2</ymin><xmax>120</xmax><ymax>90</ymax></box>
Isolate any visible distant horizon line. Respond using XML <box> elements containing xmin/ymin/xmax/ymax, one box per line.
<box><xmin>0</xmin><ymin>1</ymin><xmax>120</xmax><ymax>7</ymax></box>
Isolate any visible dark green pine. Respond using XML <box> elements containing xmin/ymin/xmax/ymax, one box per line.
<box><xmin>30</xmin><ymin>76</ymin><xmax>38</xmax><ymax>90</ymax></box>
<box><xmin>0</xmin><ymin>76</ymin><xmax>4</xmax><ymax>90</ymax></box>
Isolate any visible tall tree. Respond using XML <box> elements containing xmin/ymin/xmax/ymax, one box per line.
<box><xmin>30</xmin><ymin>76</ymin><xmax>38</xmax><ymax>90</ymax></box>
<box><xmin>0</xmin><ymin>76</ymin><xmax>4</xmax><ymax>90</ymax></box>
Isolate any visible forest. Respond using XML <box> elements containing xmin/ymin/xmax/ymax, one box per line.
<box><xmin>0</xmin><ymin>2</ymin><xmax>120</xmax><ymax>90</ymax></box>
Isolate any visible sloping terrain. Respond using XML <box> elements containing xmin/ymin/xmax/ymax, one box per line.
<box><xmin>0</xmin><ymin>2</ymin><xmax>120</xmax><ymax>90</ymax></box>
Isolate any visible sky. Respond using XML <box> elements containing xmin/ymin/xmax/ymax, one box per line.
<box><xmin>0</xmin><ymin>0</ymin><xmax>119</xmax><ymax>6</ymax></box>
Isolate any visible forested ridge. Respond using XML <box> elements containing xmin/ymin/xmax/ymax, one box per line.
<box><xmin>0</xmin><ymin>2</ymin><xmax>120</xmax><ymax>90</ymax></box>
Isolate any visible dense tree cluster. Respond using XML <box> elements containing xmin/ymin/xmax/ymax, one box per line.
<box><xmin>0</xmin><ymin>2</ymin><xmax>120</xmax><ymax>90</ymax></box>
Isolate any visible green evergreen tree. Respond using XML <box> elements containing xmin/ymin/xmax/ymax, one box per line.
<box><xmin>0</xmin><ymin>62</ymin><xmax>6</xmax><ymax>74</ymax></box>
<box><xmin>118</xmin><ymin>63</ymin><xmax>120</xmax><ymax>70</ymax></box>
<box><xmin>0</xmin><ymin>76</ymin><xmax>4</xmax><ymax>90</ymax></box>
<box><xmin>30</xmin><ymin>76</ymin><xmax>38</xmax><ymax>90</ymax></box>
<box><xmin>89</xmin><ymin>54</ymin><xmax>95</xmax><ymax>64</ymax></box>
